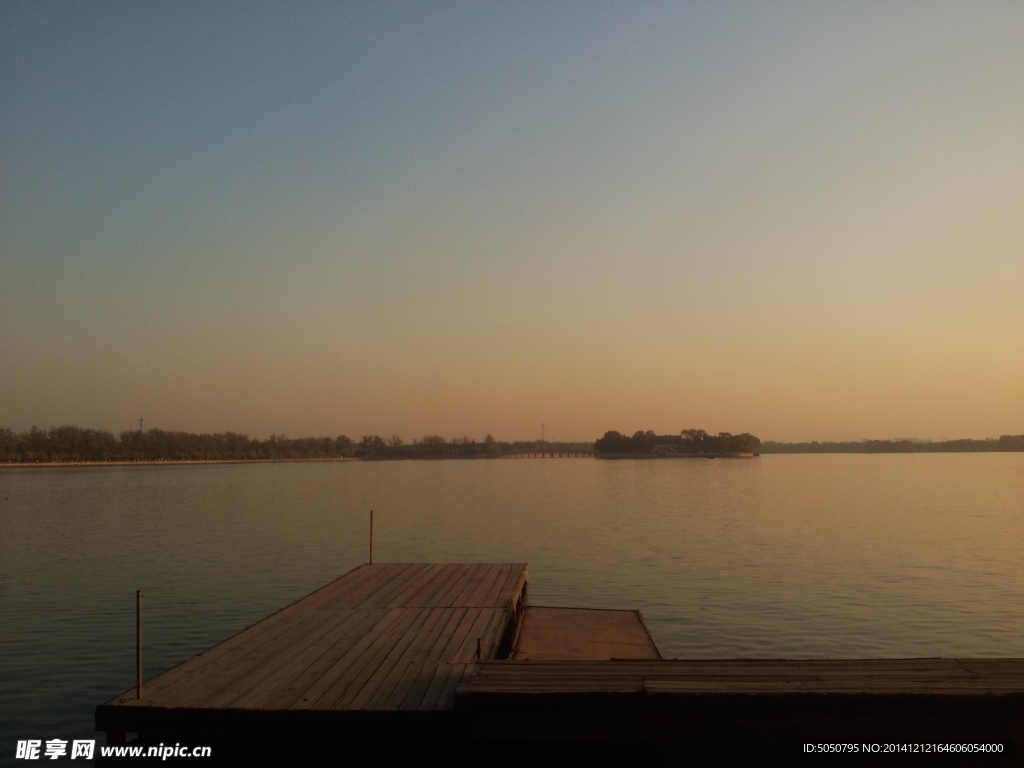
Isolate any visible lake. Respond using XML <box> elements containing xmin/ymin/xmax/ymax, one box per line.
<box><xmin>1</xmin><ymin>454</ymin><xmax>1022</xmax><ymax>758</ymax></box>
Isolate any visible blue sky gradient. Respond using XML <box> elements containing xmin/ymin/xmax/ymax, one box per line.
<box><xmin>2</xmin><ymin>2</ymin><xmax>1022</xmax><ymax>441</ymax></box>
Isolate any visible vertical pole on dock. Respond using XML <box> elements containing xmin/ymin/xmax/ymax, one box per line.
<box><xmin>476</xmin><ymin>637</ymin><xmax>482</xmax><ymax>660</ymax></box>
<box><xmin>369</xmin><ymin>510</ymin><xmax>373</xmax><ymax>565</ymax></box>
<box><xmin>136</xmin><ymin>590</ymin><xmax>142</xmax><ymax>699</ymax></box>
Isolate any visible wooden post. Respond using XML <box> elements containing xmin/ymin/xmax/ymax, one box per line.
<box><xmin>369</xmin><ymin>510</ymin><xmax>373</xmax><ymax>565</ymax></box>
<box><xmin>476</xmin><ymin>637</ymin><xmax>482</xmax><ymax>660</ymax></box>
<box><xmin>136</xmin><ymin>590</ymin><xmax>142</xmax><ymax>699</ymax></box>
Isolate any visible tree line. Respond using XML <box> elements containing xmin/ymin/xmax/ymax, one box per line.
<box><xmin>760</xmin><ymin>436</ymin><xmax>1024</xmax><ymax>453</ymax></box>
<box><xmin>5</xmin><ymin>425</ymin><xmax>1019</xmax><ymax>464</ymax></box>
<box><xmin>0</xmin><ymin>426</ymin><xmax>594</xmax><ymax>463</ymax></box>
<box><xmin>353</xmin><ymin>434</ymin><xmax>592</xmax><ymax>459</ymax></box>
<box><xmin>594</xmin><ymin>429</ymin><xmax>761</xmax><ymax>456</ymax></box>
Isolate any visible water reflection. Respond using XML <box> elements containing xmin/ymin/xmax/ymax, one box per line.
<box><xmin>1</xmin><ymin>454</ymin><xmax>1022</xmax><ymax>748</ymax></box>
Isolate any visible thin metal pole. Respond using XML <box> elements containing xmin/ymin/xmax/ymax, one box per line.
<box><xmin>369</xmin><ymin>509</ymin><xmax>373</xmax><ymax>565</ymax></box>
<box><xmin>136</xmin><ymin>590</ymin><xmax>142</xmax><ymax>699</ymax></box>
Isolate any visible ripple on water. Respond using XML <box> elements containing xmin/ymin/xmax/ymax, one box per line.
<box><xmin>1</xmin><ymin>454</ymin><xmax>1022</xmax><ymax>756</ymax></box>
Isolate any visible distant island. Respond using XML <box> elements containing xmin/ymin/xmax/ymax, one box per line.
<box><xmin>1</xmin><ymin>426</ymin><xmax>1022</xmax><ymax>465</ymax></box>
<box><xmin>595</xmin><ymin>429</ymin><xmax>761</xmax><ymax>458</ymax></box>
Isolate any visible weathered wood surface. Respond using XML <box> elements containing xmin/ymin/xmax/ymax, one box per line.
<box><xmin>458</xmin><ymin>658</ymin><xmax>1024</xmax><ymax>698</ymax></box>
<box><xmin>457</xmin><ymin>658</ymin><xmax>1024</xmax><ymax>745</ymax></box>
<box><xmin>99</xmin><ymin>563</ymin><xmax>527</xmax><ymax>721</ymax></box>
<box><xmin>97</xmin><ymin>564</ymin><xmax>1024</xmax><ymax>747</ymax></box>
<box><xmin>512</xmin><ymin>607</ymin><xmax>662</xmax><ymax>661</ymax></box>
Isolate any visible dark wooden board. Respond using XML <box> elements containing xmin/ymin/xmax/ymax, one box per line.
<box><xmin>99</xmin><ymin>562</ymin><xmax>528</xmax><ymax>726</ymax></box>
<box><xmin>458</xmin><ymin>658</ymin><xmax>1024</xmax><ymax>697</ymax></box>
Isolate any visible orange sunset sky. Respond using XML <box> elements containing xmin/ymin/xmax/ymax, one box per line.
<box><xmin>1</xmin><ymin>2</ymin><xmax>1021</xmax><ymax>442</ymax></box>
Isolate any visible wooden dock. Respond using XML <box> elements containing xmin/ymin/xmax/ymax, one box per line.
<box><xmin>97</xmin><ymin>562</ymin><xmax>1024</xmax><ymax>754</ymax></box>
<box><xmin>458</xmin><ymin>658</ymin><xmax>1024</xmax><ymax>746</ymax></box>
<box><xmin>97</xmin><ymin>563</ymin><xmax>527</xmax><ymax>740</ymax></box>
<box><xmin>511</xmin><ymin>607</ymin><xmax>662</xmax><ymax>661</ymax></box>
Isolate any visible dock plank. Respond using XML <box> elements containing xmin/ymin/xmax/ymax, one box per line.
<box><xmin>421</xmin><ymin>606</ymin><xmax>515</xmax><ymax>711</ymax></box>
<box><xmin>254</xmin><ymin>610</ymin><xmax>405</xmax><ymax>711</ymax></box>
<box><xmin>387</xmin><ymin>609</ymin><xmax>470</xmax><ymax>711</ymax></box>
<box><xmin>230</xmin><ymin>608</ymin><xmax>391</xmax><ymax>710</ymax></box>
<box><xmin>113</xmin><ymin>568</ymin><xmax>391</xmax><ymax>702</ymax></box>
<box><xmin>466</xmin><ymin>563</ymin><xmax>509</xmax><ymax>608</ymax></box>
<box><xmin>174</xmin><ymin>606</ymin><xmax>369</xmax><ymax>709</ymax></box>
<box><xmin>435</xmin><ymin>562</ymin><xmax>498</xmax><ymax>607</ymax></box>
<box><xmin>418</xmin><ymin>662</ymin><xmax>468</xmax><ymax>712</ymax></box>
<box><xmin>356</xmin><ymin>564</ymin><xmax>434</xmax><ymax>608</ymax></box>
<box><xmin>147</xmin><ymin>565</ymin><xmax>415</xmax><ymax>706</ymax></box>
<box><xmin>333</xmin><ymin>607</ymin><xmax>437</xmax><ymax>710</ymax></box>
<box><xmin>101</xmin><ymin>563</ymin><xmax>527</xmax><ymax>722</ymax></box>
<box><xmin>491</xmin><ymin>563</ymin><xmax>528</xmax><ymax>609</ymax></box>
<box><xmin>458</xmin><ymin>658</ymin><xmax>1024</xmax><ymax>698</ymax></box>
<box><xmin>416</xmin><ymin>607</ymin><xmax>486</xmax><ymax>710</ymax></box>
<box><xmin>513</xmin><ymin>607</ymin><xmax>660</xmax><ymax>661</ymax></box>
<box><xmin>480</xmin><ymin>563</ymin><xmax>513</xmax><ymax>605</ymax></box>
<box><xmin>386</xmin><ymin>563</ymin><xmax>447</xmax><ymax>608</ymax></box>
<box><xmin>184</xmin><ymin>601</ymin><xmax>391</xmax><ymax>702</ymax></box>
<box><xmin>296</xmin><ymin>606</ymin><xmax>425</xmax><ymax>710</ymax></box>
<box><xmin>460</xmin><ymin>565</ymin><xmax>503</xmax><ymax>606</ymax></box>
<box><xmin>400</xmin><ymin>563</ymin><xmax>462</xmax><ymax>607</ymax></box>
<box><xmin>452</xmin><ymin>604</ymin><xmax>502</xmax><ymax>664</ymax></box>
<box><xmin>366</xmin><ymin>606</ymin><xmax>453</xmax><ymax>710</ymax></box>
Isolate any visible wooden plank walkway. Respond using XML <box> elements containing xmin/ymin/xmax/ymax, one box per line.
<box><xmin>458</xmin><ymin>658</ymin><xmax>1024</xmax><ymax>697</ymax></box>
<box><xmin>457</xmin><ymin>659</ymin><xmax>1024</xmax><ymax>745</ymax></box>
<box><xmin>96</xmin><ymin>565</ymin><xmax>1024</xmax><ymax>749</ymax></box>
<box><xmin>97</xmin><ymin>563</ymin><xmax>527</xmax><ymax>737</ymax></box>
<box><xmin>512</xmin><ymin>607</ymin><xmax>662</xmax><ymax>661</ymax></box>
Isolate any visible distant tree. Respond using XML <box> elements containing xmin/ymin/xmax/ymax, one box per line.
<box><xmin>999</xmin><ymin>435</ymin><xmax>1024</xmax><ymax>450</ymax></box>
<box><xmin>358</xmin><ymin>435</ymin><xmax>386</xmax><ymax>457</ymax></box>
<box><xmin>595</xmin><ymin>431</ymin><xmax>630</xmax><ymax>454</ymax></box>
<box><xmin>0</xmin><ymin>427</ymin><xmax>17</xmax><ymax>461</ymax></box>
<box><xmin>420</xmin><ymin>435</ymin><xmax>447</xmax><ymax>457</ymax></box>
<box><xmin>595</xmin><ymin>428</ymin><xmax>760</xmax><ymax>456</ymax></box>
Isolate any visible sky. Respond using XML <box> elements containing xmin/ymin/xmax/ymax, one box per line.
<box><xmin>1</xmin><ymin>1</ymin><xmax>1022</xmax><ymax>443</ymax></box>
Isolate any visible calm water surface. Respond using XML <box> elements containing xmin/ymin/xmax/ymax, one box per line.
<box><xmin>1</xmin><ymin>454</ymin><xmax>1022</xmax><ymax>758</ymax></box>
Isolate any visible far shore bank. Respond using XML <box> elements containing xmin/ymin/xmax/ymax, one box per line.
<box><xmin>0</xmin><ymin>455</ymin><xmax>594</xmax><ymax>468</ymax></box>
<box><xmin>596</xmin><ymin>452</ymin><xmax>757</xmax><ymax>459</ymax></box>
<box><xmin>0</xmin><ymin>457</ymin><xmax>361</xmax><ymax>469</ymax></box>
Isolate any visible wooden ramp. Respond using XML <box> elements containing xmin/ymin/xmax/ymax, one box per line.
<box><xmin>456</xmin><ymin>658</ymin><xmax>1024</xmax><ymax>744</ymax></box>
<box><xmin>96</xmin><ymin>563</ymin><xmax>527</xmax><ymax>738</ymax></box>
<box><xmin>512</xmin><ymin>607</ymin><xmax>661</xmax><ymax>661</ymax></box>
<box><xmin>459</xmin><ymin>658</ymin><xmax>1024</xmax><ymax>697</ymax></box>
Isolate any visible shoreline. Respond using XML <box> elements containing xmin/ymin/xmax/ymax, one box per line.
<box><xmin>0</xmin><ymin>455</ymin><xmax>591</xmax><ymax>468</ymax></box>
<box><xmin>596</xmin><ymin>452</ymin><xmax>757</xmax><ymax>459</ymax></box>
<box><xmin>7</xmin><ymin>450</ymin><xmax>1020</xmax><ymax>468</ymax></box>
<box><xmin>0</xmin><ymin>457</ymin><xmax>362</xmax><ymax>469</ymax></box>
